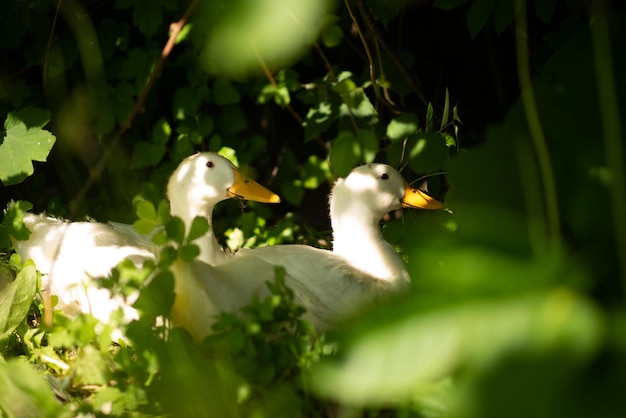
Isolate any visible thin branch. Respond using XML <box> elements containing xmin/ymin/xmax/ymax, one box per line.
<box><xmin>514</xmin><ymin>0</ymin><xmax>560</xmax><ymax>251</ymax></box>
<box><xmin>69</xmin><ymin>0</ymin><xmax>199</xmax><ymax>216</ymax></box>
<box><xmin>250</xmin><ymin>43</ymin><xmax>304</xmax><ymax>126</ymax></box>
<box><xmin>355</xmin><ymin>0</ymin><xmax>432</xmax><ymax>114</ymax></box>
<box><xmin>43</xmin><ymin>0</ymin><xmax>63</xmax><ymax>93</ymax></box>
<box><xmin>590</xmin><ymin>0</ymin><xmax>626</xmax><ymax>295</ymax></box>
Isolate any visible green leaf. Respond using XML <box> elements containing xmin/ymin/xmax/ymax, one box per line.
<box><xmin>132</xmin><ymin>0</ymin><xmax>162</xmax><ymax>37</ymax></box>
<box><xmin>321</xmin><ymin>24</ymin><xmax>343</xmax><ymax>48</ymax></box>
<box><xmin>408</xmin><ymin>132</ymin><xmax>449</xmax><ymax>173</ymax></box>
<box><xmin>0</xmin><ymin>360</ymin><xmax>67</xmax><ymax>417</ymax></box>
<box><xmin>187</xmin><ymin>217</ymin><xmax>210</xmax><ymax>243</ymax></box>
<box><xmin>534</xmin><ymin>0</ymin><xmax>558</xmax><ymax>23</ymax></box>
<box><xmin>133</xmin><ymin>270</ymin><xmax>175</xmax><ymax>319</ymax></box>
<box><xmin>493</xmin><ymin>0</ymin><xmax>515</xmax><ymax>33</ymax></box>
<box><xmin>426</xmin><ymin>103</ymin><xmax>434</xmax><ymax>131</ymax></box>
<box><xmin>200</xmin><ymin>0</ymin><xmax>333</xmax><ymax>77</ymax></box>
<box><xmin>332</xmin><ymin>78</ymin><xmax>357</xmax><ymax>95</ymax></box>
<box><xmin>386</xmin><ymin>114</ymin><xmax>419</xmax><ymax>142</ymax></box>
<box><xmin>2</xmin><ymin>200</ymin><xmax>33</xmax><ymax>241</ymax></box>
<box><xmin>356</xmin><ymin>129</ymin><xmax>379</xmax><ymax>164</ymax></box>
<box><xmin>166</xmin><ymin>217</ymin><xmax>186</xmax><ymax>245</ymax></box>
<box><xmin>136</xmin><ymin>200</ymin><xmax>157</xmax><ymax>221</ymax></box>
<box><xmin>312</xmin><ymin>288</ymin><xmax>602</xmax><ymax>406</ymax></box>
<box><xmin>0</xmin><ymin>108</ymin><xmax>55</xmax><ymax>185</ymax></box>
<box><xmin>131</xmin><ymin>141</ymin><xmax>166</xmax><ymax>168</ymax></box>
<box><xmin>212</xmin><ymin>79</ymin><xmax>240</xmax><ymax>105</ymax></box>
<box><xmin>217</xmin><ymin>105</ymin><xmax>247</xmax><ymax>135</ymax></box>
<box><xmin>0</xmin><ymin>263</ymin><xmax>37</xmax><ymax>340</ymax></box>
<box><xmin>180</xmin><ymin>244</ymin><xmax>200</xmax><ymax>262</ymax></box>
<box><xmin>133</xmin><ymin>219</ymin><xmax>158</xmax><ymax>235</ymax></box>
<box><xmin>467</xmin><ymin>0</ymin><xmax>495</xmax><ymax>38</ymax></box>
<box><xmin>434</xmin><ymin>0</ymin><xmax>469</xmax><ymax>10</ymax></box>
<box><xmin>329</xmin><ymin>131</ymin><xmax>360</xmax><ymax>177</ymax></box>
<box><xmin>303</xmin><ymin>97</ymin><xmax>341</xmax><ymax>142</ymax></box>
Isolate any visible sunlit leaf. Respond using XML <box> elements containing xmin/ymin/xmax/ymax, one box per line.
<box><xmin>0</xmin><ymin>108</ymin><xmax>55</xmax><ymax>185</ymax></box>
<box><xmin>0</xmin><ymin>262</ymin><xmax>37</xmax><ymax>340</ymax></box>
<box><xmin>201</xmin><ymin>0</ymin><xmax>332</xmax><ymax>77</ymax></box>
<box><xmin>329</xmin><ymin>131</ymin><xmax>360</xmax><ymax>177</ymax></box>
<box><xmin>387</xmin><ymin>114</ymin><xmax>419</xmax><ymax>142</ymax></box>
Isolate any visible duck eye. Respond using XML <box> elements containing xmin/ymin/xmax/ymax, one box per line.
<box><xmin>206</xmin><ymin>161</ymin><xmax>215</xmax><ymax>168</ymax></box>
<box><xmin>380</xmin><ymin>173</ymin><xmax>390</xmax><ymax>180</ymax></box>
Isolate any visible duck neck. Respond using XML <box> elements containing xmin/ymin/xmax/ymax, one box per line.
<box><xmin>330</xmin><ymin>203</ymin><xmax>409</xmax><ymax>287</ymax></box>
<box><xmin>170</xmin><ymin>196</ymin><xmax>225</xmax><ymax>265</ymax></box>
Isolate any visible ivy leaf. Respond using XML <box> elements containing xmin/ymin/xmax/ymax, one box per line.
<box><xmin>467</xmin><ymin>0</ymin><xmax>495</xmax><ymax>38</ymax></box>
<box><xmin>0</xmin><ymin>108</ymin><xmax>56</xmax><ymax>185</ymax></box>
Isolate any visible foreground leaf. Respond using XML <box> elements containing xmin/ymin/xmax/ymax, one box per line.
<box><xmin>0</xmin><ymin>262</ymin><xmax>37</xmax><ymax>340</ymax></box>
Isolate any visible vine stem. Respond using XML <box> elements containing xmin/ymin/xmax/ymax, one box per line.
<box><xmin>514</xmin><ymin>0</ymin><xmax>560</xmax><ymax>252</ymax></box>
<box><xmin>69</xmin><ymin>0</ymin><xmax>198</xmax><ymax>216</ymax></box>
<box><xmin>590</xmin><ymin>1</ymin><xmax>626</xmax><ymax>295</ymax></box>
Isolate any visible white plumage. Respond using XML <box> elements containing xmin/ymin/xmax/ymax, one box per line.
<box><xmin>12</xmin><ymin>152</ymin><xmax>280</xmax><ymax>325</ymax></box>
<box><xmin>171</xmin><ymin>163</ymin><xmax>443</xmax><ymax>340</ymax></box>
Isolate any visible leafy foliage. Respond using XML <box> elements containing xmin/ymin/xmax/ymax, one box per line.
<box><xmin>1</xmin><ymin>0</ymin><xmax>625</xmax><ymax>416</ymax></box>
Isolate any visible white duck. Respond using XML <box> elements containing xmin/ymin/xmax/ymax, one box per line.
<box><xmin>12</xmin><ymin>152</ymin><xmax>280</xmax><ymax>324</ymax></box>
<box><xmin>171</xmin><ymin>163</ymin><xmax>443</xmax><ymax>340</ymax></box>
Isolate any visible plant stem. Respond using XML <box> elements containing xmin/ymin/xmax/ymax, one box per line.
<box><xmin>514</xmin><ymin>0</ymin><xmax>560</xmax><ymax>252</ymax></box>
<box><xmin>590</xmin><ymin>1</ymin><xmax>626</xmax><ymax>296</ymax></box>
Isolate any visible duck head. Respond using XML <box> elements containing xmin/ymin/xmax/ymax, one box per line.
<box><xmin>168</xmin><ymin>152</ymin><xmax>280</xmax><ymax>221</ymax></box>
<box><xmin>330</xmin><ymin>163</ymin><xmax>443</xmax><ymax>222</ymax></box>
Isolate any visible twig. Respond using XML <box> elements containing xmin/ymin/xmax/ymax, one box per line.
<box><xmin>250</xmin><ymin>43</ymin><xmax>304</xmax><ymax>126</ymax></box>
<box><xmin>590</xmin><ymin>0</ymin><xmax>626</xmax><ymax>295</ymax></box>
<box><xmin>514</xmin><ymin>0</ymin><xmax>560</xmax><ymax>251</ymax></box>
<box><xmin>43</xmin><ymin>0</ymin><xmax>63</xmax><ymax>93</ymax></box>
<box><xmin>355</xmin><ymin>0</ymin><xmax>433</xmax><ymax>115</ymax></box>
<box><xmin>69</xmin><ymin>0</ymin><xmax>199</xmax><ymax>216</ymax></box>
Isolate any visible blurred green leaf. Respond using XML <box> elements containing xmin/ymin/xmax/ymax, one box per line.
<box><xmin>200</xmin><ymin>0</ymin><xmax>332</xmax><ymax>77</ymax></box>
<box><xmin>212</xmin><ymin>78</ymin><xmax>240</xmax><ymax>105</ymax></box>
<box><xmin>187</xmin><ymin>216</ymin><xmax>210</xmax><ymax>243</ymax></box>
<box><xmin>166</xmin><ymin>216</ymin><xmax>186</xmax><ymax>245</ymax></box>
<box><xmin>467</xmin><ymin>0</ymin><xmax>495</xmax><ymax>38</ymax></box>
<box><xmin>434</xmin><ymin>0</ymin><xmax>469</xmax><ymax>10</ymax></box>
<box><xmin>534</xmin><ymin>0</ymin><xmax>558</xmax><ymax>23</ymax></box>
<box><xmin>0</xmin><ymin>360</ymin><xmax>67</xmax><ymax>418</ymax></box>
<box><xmin>313</xmin><ymin>287</ymin><xmax>603</xmax><ymax>406</ymax></box>
<box><xmin>0</xmin><ymin>262</ymin><xmax>37</xmax><ymax>340</ymax></box>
